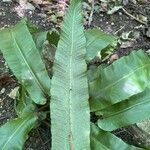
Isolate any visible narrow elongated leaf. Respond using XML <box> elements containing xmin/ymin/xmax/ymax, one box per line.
<box><xmin>50</xmin><ymin>0</ymin><xmax>90</xmax><ymax>149</ymax></box>
<box><xmin>85</xmin><ymin>28</ymin><xmax>117</xmax><ymax>62</ymax></box>
<box><xmin>0</xmin><ymin>20</ymin><xmax>50</xmax><ymax>104</ymax></box>
<box><xmin>91</xmin><ymin>123</ymin><xmax>142</xmax><ymax>150</ymax></box>
<box><xmin>96</xmin><ymin>88</ymin><xmax>150</xmax><ymax>131</ymax></box>
<box><xmin>90</xmin><ymin>50</ymin><xmax>150</xmax><ymax>111</ymax></box>
<box><xmin>0</xmin><ymin>114</ymin><xmax>37</xmax><ymax>150</ymax></box>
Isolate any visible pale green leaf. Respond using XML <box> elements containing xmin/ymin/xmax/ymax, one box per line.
<box><xmin>91</xmin><ymin>123</ymin><xmax>142</xmax><ymax>150</ymax></box>
<box><xmin>25</xmin><ymin>19</ymin><xmax>48</xmax><ymax>51</ymax></box>
<box><xmin>0</xmin><ymin>114</ymin><xmax>37</xmax><ymax>150</ymax></box>
<box><xmin>50</xmin><ymin>0</ymin><xmax>90</xmax><ymax>149</ymax></box>
<box><xmin>90</xmin><ymin>50</ymin><xmax>150</xmax><ymax>111</ymax></box>
<box><xmin>96</xmin><ymin>88</ymin><xmax>150</xmax><ymax>131</ymax></box>
<box><xmin>33</xmin><ymin>31</ymin><xmax>48</xmax><ymax>51</ymax></box>
<box><xmin>0</xmin><ymin>20</ymin><xmax>51</xmax><ymax>105</ymax></box>
<box><xmin>85</xmin><ymin>28</ymin><xmax>117</xmax><ymax>62</ymax></box>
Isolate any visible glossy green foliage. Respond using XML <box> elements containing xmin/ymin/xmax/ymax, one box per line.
<box><xmin>96</xmin><ymin>88</ymin><xmax>150</xmax><ymax>131</ymax></box>
<box><xmin>91</xmin><ymin>123</ymin><xmax>142</xmax><ymax>150</ymax></box>
<box><xmin>50</xmin><ymin>0</ymin><xmax>90</xmax><ymax>149</ymax></box>
<box><xmin>90</xmin><ymin>50</ymin><xmax>150</xmax><ymax>111</ymax></box>
<box><xmin>85</xmin><ymin>28</ymin><xmax>117</xmax><ymax>62</ymax></box>
<box><xmin>0</xmin><ymin>20</ymin><xmax>50</xmax><ymax>105</ymax></box>
<box><xmin>0</xmin><ymin>114</ymin><xmax>37</xmax><ymax>150</ymax></box>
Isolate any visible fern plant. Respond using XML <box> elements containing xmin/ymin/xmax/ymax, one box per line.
<box><xmin>0</xmin><ymin>0</ymin><xmax>150</xmax><ymax>149</ymax></box>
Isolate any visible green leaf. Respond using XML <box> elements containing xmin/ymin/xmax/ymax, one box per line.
<box><xmin>37</xmin><ymin>28</ymin><xmax>117</xmax><ymax>62</ymax></box>
<box><xmin>15</xmin><ymin>87</ymin><xmax>36</xmax><ymax>117</ymax></box>
<box><xmin>91</xmin><ymin>123</ymin><xmax>142</xmax><ymax>150</ymax></box>
<box><xmin>25</xmin><ymin>19</ymin><xmax>48</xmax><ymax>51</ymax></box>
<box><xmin>0</xmin><ymin>114</ymin><xmax>37</xmax><ymax>150</ymax></box>
<box><xmin>0</xmin><ymin>20</ymin><xmax>51</xmax><ymax>105</ymax></box>
<box><xmin>47</xmin><ymin>31</ymin><xmax>59</xmax><ymax>46</ymax></box>
<box><xmin>85</xmin><ymin>28</ymin><xmax>117</xmax><ymax>62</ymax></box>
<box><xmin>33</xmin><ymin>31</ymin><xmax>48</xmax><ymax>51</ymax></box>
<box><xmin>50</xmin><ymin>0</ymin><xmax>90</xmax><ymax>149</ymax></box>
<box><xmin>96</xmin><ymin>88</ymin><xmax>150</xmax><ymax>131</ymax></box>
<box><xmin>90</xmin><ymin>50</ymin><xmax>150</xmax><ymax>111</ymax></box>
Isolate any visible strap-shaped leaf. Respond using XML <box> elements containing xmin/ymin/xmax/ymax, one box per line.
<box><xmin>50</xmin><ymin>0</ymin><xmax>90</xmax><ymax>149</ymax></box>
<box><xmin>0</xmin><ymin>114</ymin><xmax>37</xmax><ymax>150</ymax></box>
<box><xmin>96</xmin><ymin>88</ymin><xmax>150</xmax><ymax>131</ymax></box>
<box><xmin>90</xmin><ymin>50</ymin><xmax>150</xmax><ymax>111</ymax></box>
<box><xmin>0</xmin><ymin>20</ymin><xmax>50</xmax><ymax>104</ymax></box>
<box><xmin>85</xmin><ymin>28</ymin><xmax>117</xmax><ymax>62</ymax></box>
<box><xmin>91</xmin><ymin>123</ymin><xmax>142</xmax><ymax>150</ymax></box>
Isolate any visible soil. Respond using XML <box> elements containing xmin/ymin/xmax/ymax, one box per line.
<box><xmin>0</xmin><ymin>0</ymin><xmax>150</xmax><ymax>149</ymax></box>
<box><xmin>92</xmin><ymin>2</ymin><xmax>150</xmax><ymax>56</ymax></box>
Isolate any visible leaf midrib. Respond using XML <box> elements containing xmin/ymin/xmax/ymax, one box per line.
<box><xmin>11</xmin><ymin>31</ymin><xmax>46</xmax><ymax>95</ymax></box>
<box><xmin>98</xmin><ymin>98</ymin><xmax>150</xmax><ymax>119</ymax></box>
<box><xmin>2</xmin><ymin>118</ymin><xmax>29</xmax><ymax>150</ymax></box>
<box><xmin>68</xmin><ymin>7</ymin><xmax>75</xmax><ymax>150</ymax></box>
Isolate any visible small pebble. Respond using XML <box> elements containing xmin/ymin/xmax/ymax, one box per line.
<box><xmin>8</xmin><ymin>87</ymin><xmax>19</xmax><ymax>99</ymax></box>
<box><xmin>111</xmin><ymin>22</ymin><xmax>114</xmax><ymax>25</ymax></box>
<box><xmin>0</xmin><ymin>88</ymin><xmax>5</xmax><ymax>94</ymax></box>
<box><xmin>38</xmin><ymin>13</ymin><xmax>47</xmax><ymax>18</ymax></box>
<box><xmin>28</xmin><ymin>11</ymin><xmax>32</xmax><ymax>15</ymax></box>
<box><xmin>123</xmin><ymin>0</ymin><xmax>129</xmax><ymax>5</ymax></box>
<box><xmin>109</xmin><ymin>54</ymin><xmax>119</xmax><ymax>63</ymax></box>
<box><xmin>119</xmin><ymin>12</ymin><xmax>122</xmax><ymax>15</ymax></box>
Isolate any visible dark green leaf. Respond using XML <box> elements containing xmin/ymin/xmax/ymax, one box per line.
<box><xmin>0</xmin><ymin>20</ymin><xmax>51</xmax><ymax>105</ymax></box>
<box><xmin>0</xmin><ymin>114</ymin><xmax>37</xmax><ymax>150</ymax></box>
<box><xmin>90</xmin><ymin>50</ymin><xmax>150</xmax><ymax>111</ymax></box>
<box><xmin>91</xmin><ymin>123</ymin><xmax>142</xmax><ymax>150</ymax></box>
<box><xmin>85</xmin><ymin>28</ymin><xmax>117</xmax><ymax>62</ymax></box>
<box><xmin>47</xmin><ymin>31</ymin><xmax>59</xmax><ymax>46</ymax></box>
<box><xmin>15</xmin><ymin>87</ymin><xmax>36</xmax><ymax>117</ymax></box>
<box><xmin>96</xmin><ymin>88</ymin><xmax>150</xmax><ymax>131</ymax></box>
